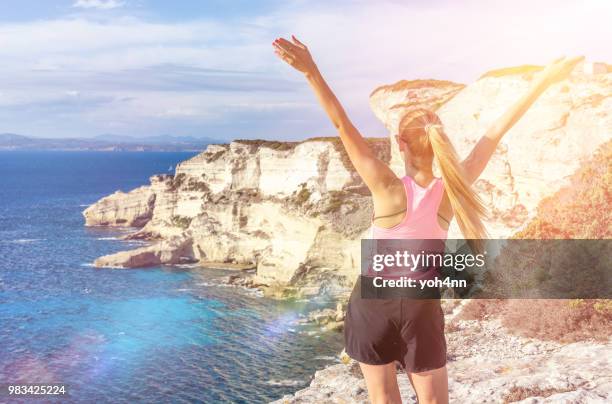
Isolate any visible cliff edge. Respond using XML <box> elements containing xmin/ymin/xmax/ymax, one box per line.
<box><xmin>85</xmin><ymin>137</ymin><xmax>389</xmax><ymax>297</ymax></box>
<box><xmin>84</xmin><ymin>62</ymin><xmax>611</xmax><ymax>298</ymax></box>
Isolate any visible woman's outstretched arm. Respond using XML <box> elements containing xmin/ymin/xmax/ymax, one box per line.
<box><xmin>462</xmin><ymin>56</ymin><xmax>584</xmax><ymax>184</ymax></box>
<box><xmin>273</xmin><ymin>36</ymin><xmax>400</xmax><ymax>197</ymax></box>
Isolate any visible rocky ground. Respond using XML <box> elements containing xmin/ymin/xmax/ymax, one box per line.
<box><xmin>273</xmin><ymin>309</ymin><xmax>611</xmax><ymax>404</ymax></box>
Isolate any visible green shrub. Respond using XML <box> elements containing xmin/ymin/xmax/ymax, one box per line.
<box><xmin>295</xmin><ymin>187</ymin><xmax>311</xmax><ymax>205</ymax></box>
<box><xmin>459</xmin><ymin>141</ymin><xmax>612</xmax><ymax>343</ymax></box>
<box><xmin>167</xmin><ymin>173</ymin><xmax>186</xmax><ymax>191</ymax></box>
<box><xmin>170</xmin><ymin>215</ymin><xmax>192</xmax><ymax>229</ymax></box>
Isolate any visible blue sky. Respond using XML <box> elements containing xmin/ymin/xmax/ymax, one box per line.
<box><xmin>1</xmin><ymin>0</ymin><xmax>611</xmax><ymax>141</ymax></box>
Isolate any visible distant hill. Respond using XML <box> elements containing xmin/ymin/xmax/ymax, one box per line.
<box><xmin>0</xmin><ymin>133</ymin><xmax>220</xmax><ymax>152</ymax></box>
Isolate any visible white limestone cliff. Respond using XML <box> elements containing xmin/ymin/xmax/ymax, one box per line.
<box><xmin>83</xmin><ymin>63</ymin><xmax>611</xmax><ymax>297</ymax></box>
<box><xmin>83</xmin><ymin>186</ymin><xmax>155</xmax><ymax>227</ymax></box>
<box><xmin>84</xmin><ymin>138</ymin><xmax>385</xmax><ymax>297</ymax></box>
<box><xmin>370</xmin><ymin>66</ymin><xmax>611</xmax><ymax>237</ymax></box>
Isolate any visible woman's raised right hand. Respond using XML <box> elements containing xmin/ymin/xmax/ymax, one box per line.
<box><xmin>273</xmin><ymin>35</ymin><xmax>317</xmax><ymax>75</ymax></box>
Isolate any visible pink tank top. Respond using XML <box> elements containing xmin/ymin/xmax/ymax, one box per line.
<box><xmin>371</xmin><ymin>176</ymin><xmax>448</xmax><ymax>240</ymax></box>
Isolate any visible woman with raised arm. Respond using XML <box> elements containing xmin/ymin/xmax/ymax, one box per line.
<box><xmin>273</xmin><ymin>36</ymin><xmax>581</xmax><ymax>404</ymax></box>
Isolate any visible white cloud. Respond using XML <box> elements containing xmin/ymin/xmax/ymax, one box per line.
<box><xmin>159</xmin><ymin>107</ymin><xmax>198</xmax><ymax>118</ymax></box>
<box><xmin>1</xmin><ymin>0</ymin><xmax>611</xmax><ymax>139</ymax></box>
<box><xmin>73</xmin><ymin>0</ymin><xmax>124</xmax><ymax>10</ymax></box>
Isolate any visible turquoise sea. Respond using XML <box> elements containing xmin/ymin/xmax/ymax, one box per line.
<box><xmin>0</xmin><ymin>151</ymin><xmax>344</xmax><ymax>403</ymax></box>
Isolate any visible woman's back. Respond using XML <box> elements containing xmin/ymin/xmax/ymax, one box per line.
<box><xmin>371</xmin><ymin>176</ymin><xmax>448</xmax><ymax>240</ymax></box>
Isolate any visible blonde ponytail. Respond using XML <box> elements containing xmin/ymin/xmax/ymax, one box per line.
<box><xmin>399</xmin><ymin>109</ymin><xmax>487</xmax><ymax>252</ymax></box>
<box><xmin>427</xmin><ymin>125</ymin><xmax>487</xmax><ymax>250</ymax></box>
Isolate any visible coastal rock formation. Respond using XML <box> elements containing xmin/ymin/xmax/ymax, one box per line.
<box><xmin>369</xmin><ymin>79</ymin><xmax>465</xmax><ymax>128</ymax></box>
<box><xmin>370</xmin><ymin>64</ymin><xmax>612</xmax><ymax>237</ymax></box>
<box><xmin>85</xmin><ymin>62</ymin><xmax>611</xmax><ymax>296</ymax></box>
<box><xmin>83</xmin><ymin>186</ymin><xmax>155</xmax><ymax>227</ymax></box>
<box><xmin>273</xmin><ymin>318</ymin><xmax>611</xmax><ymax>403</ymax></box>
<box><xmin>299</xmin><ymin>303</ymin><xmax>346</xmax><ymax>332</ymax></box>
<box><xmin>93</xmin><ymin>234</ymin><xmax>194</xmax><ymax>268</ymax></box>
<box><xmin>87</xmin><ymin>138</ymin><xmax>388</xmax><ymax>297</ymax></box>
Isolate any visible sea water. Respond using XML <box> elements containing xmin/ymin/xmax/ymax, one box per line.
<box><xmin>0</xmin><ymin>151</ymin><xmax>343</xmax><ymax>403</ymax></box>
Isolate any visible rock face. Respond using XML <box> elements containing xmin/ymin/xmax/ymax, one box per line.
<box><xmin>93</xmin><ymin>235</ymin><xmax>194</xmax><ymax>268</ymax></box>
<box><xmin>83</xmin><ymin>186</ymin><xmax>155</xmax><ymax>227</ymax></box>
<box><xmin>85</xmin><ymin>138</ymin><xmax>389</xmax><ymax>297</ymax></box>
<box><xmin>273</xmin><ymin>318</ymin><xmax>612</xmax><ymax>404</ymax></box>
<box><xmin>84</xmin><ymin>63</ymin><xmax>611</xmax><ymax>296</ymax></box>
<box><xmin>370</xmin><ymin>65</ymin><xmax>612</xmax><ymax>237</ymax></box>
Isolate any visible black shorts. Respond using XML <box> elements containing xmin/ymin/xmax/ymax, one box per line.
<box><xmin>344</xmin><ymin>277</ymin><xmax>447</xmax><ymax>372</ymax></box>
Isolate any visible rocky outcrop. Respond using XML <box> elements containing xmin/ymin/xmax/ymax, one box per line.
<box><xmin>84</xmin><ymin>62</ymin><xmax>611</xmax><ymax>297</ymax></box>
<box><xmin>83</xmin><ymin>186</ymin><xmax>155</xmax><ymax>227</ymax></box>
<box><xmin>370</xmin><ymin>64</ymin><xmax>612</xmax><ymax>237</ymax></box>
<box><xmin>94</xmin><ymin>234</ymin><xmax>194</xmax><ymax>268</ymax></box>
<box><xmin>299</xmin><ymin>302</ymin><xmax>346</xmax><ymax>332</ymax></box>
<box><xmin>273</xmin><ymin>318</ymin><xmax>611</xmax><ymax>403</ymax></box>
<box><xmin>369</xmin><ymin>79</ymin><xmax>465</xmax><ymax>127</ymax></box>
<box><xmin>85</xmin><ymin>138</ymin><xmax>388</xmax><ymax>297</ymax></box>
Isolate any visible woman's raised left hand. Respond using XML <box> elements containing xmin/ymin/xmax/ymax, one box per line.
<box><xmin>539</xmin><ymin>56</ymin><xmax>585</xmax><ymax>85</ymax></box>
